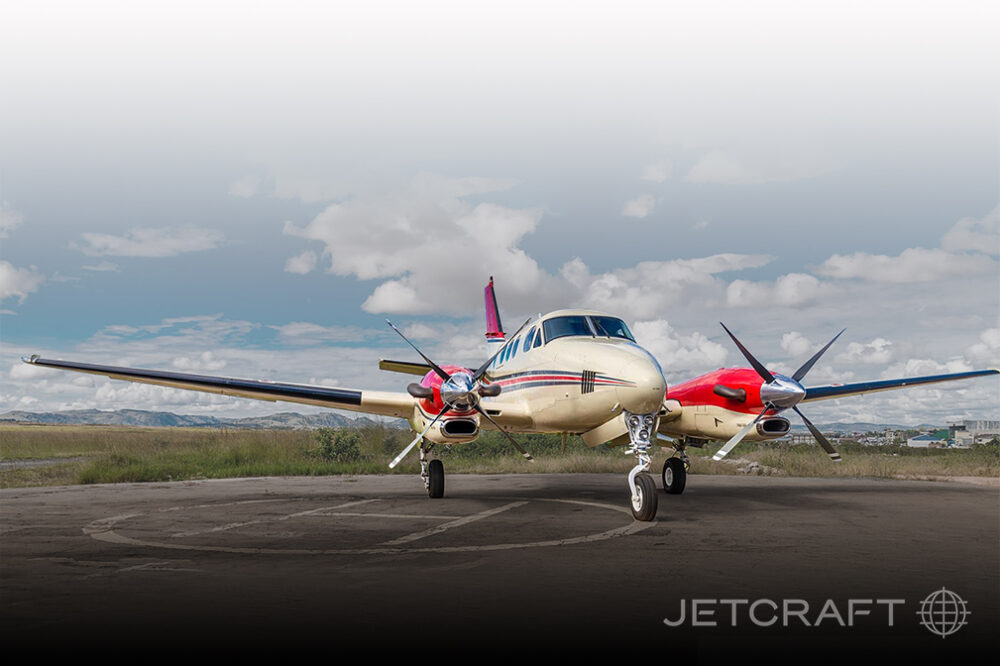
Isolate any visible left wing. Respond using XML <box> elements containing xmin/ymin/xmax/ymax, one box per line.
<box><xmin>21</xmin><ymin>355</ymin><xmax>414</xmax><ymax>419</ymax></box>
<box><xmin>804</xmin><ymin>368</ymin><xmax>999</xmax><ymax>402</ymax></box>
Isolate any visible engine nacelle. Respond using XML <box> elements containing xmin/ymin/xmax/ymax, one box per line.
<box><xmin>409</xmin><ymin>403</ymin><xmax>481</xmax><ymax>445</ymax></box>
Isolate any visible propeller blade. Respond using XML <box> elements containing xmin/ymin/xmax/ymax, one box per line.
<box><xmin>793</xmin><ymin>406</ymin><xmax>843</xmax><ymax>462</ymax></box>
<box><xmin>712</xmin><ymin>407</ymin><xmax>769</xmax><ymax>461</ymax></box>
<box><xmin>474</xmin><ymin>403</ymin><xmax>534</xmax><ymax>461</ymax></box>
<box><xmin>385</xmin><ymin>319</ymin><xmax>451</xmax><ymax>382</ymax></box>
<box><xmin>389</xmin><ymin>406</ymin><xmax>451</xmax><ymax>469</ymax></box>
<box><xmin>791</xmin><ymin>329</ymin><xmax>846</xmax><ymax>382</ymax></box>
<box><xmin>471</xmin><ymin>317</ymin><xmax>532</xmax><ymax>382</ymax></box>
<box><xmin>720</xmin><ymin>323</ymin><xmax>775</xmax><ymax>383</ymax></box>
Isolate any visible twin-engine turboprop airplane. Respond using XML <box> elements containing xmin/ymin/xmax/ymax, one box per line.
<box><xmin>20</xmin><ymin>278</ymin><xmax>999</xmax><ymax>522</ymax></box>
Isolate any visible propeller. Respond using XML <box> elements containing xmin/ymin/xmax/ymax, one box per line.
<box><xmin>712</xmin><ymin>323</ymin><xmax>845</xmax><ymax>462</ymax></box>
<box><xmin>385</xmin><ymin>319</ymin><xmax>534</xmax><ymax>464</ymax></box>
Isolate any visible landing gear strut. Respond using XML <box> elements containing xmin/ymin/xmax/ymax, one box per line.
<box><xmin>624</xmin><ymin>410</ymin><xmax>659</xmax><ymax>521</ymax></box>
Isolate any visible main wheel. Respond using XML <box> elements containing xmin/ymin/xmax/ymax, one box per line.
<box><xmin>630</xmin><ymin>473</ymin><xmax>658</xmax><ymax>521</ymax></box>
<box><xmin>427</xmin><ymin>459</ymin><xmax>445</xmax><ymax>498</ymax></box>
<box><xmin>662</xmin><ymin>458</ymin><xmax>687</xmax><ymax>495</ymax></box>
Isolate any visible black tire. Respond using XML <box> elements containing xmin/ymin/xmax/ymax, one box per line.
<box><xmin>428</xmin><ymin>459</ymin><xmax>445</xmax><ymax>498</ymax></box>
<box><xmin>662</xmin><ymin>458</ymin><xmax>687</xmax><ymax>495</ymax></box>
<box><xmin>630</xmin><ymin>473</ymin><xmax>658</xmax><ymax>521</ymax></box>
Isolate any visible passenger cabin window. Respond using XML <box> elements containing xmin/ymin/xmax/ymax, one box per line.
<box><xmin>590</xmin><ymin>316</ymin><xmax>635</xmax><ymax>341</ymax></box>
<box><xmin>542</xmin><ymin>315</ymin><xmax>593</xmax><ymax>342</ymax></box>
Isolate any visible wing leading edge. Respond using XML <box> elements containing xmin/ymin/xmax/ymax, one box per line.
<box><xmin>803</xmin><ymin>368</ymin><xmax>999</xmax><ymax>402</ymax></box>
<box><xmin>21</xmin><ymin>355</ymin><xmax>414</xmax><ymax>419</ymax></box>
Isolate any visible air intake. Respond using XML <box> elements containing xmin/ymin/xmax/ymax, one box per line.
<box><xmin>756</xmin><ymin>417</ymin><xmax>791</xmax><ymax>438</ymax></box>
<box><xmin>441</xmin><ymin>419</ymin><xmax>478</xmax><ymax>437</ymax></box>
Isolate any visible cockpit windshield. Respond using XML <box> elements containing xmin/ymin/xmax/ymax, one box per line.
<box><xmin>540</xmin><ymin>315</ymin><xmax>636</xmax><ymax>343</ymax></box>
<box><xmin>542</xmin><ymin>316</ymin><xmax>592</xmax><ymax>342</ymax></box>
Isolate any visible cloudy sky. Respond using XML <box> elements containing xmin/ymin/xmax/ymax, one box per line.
<box><xmin>2</xmin><ymin>0</ymin><xmax>998</xmax><ymax>425</ymax></box>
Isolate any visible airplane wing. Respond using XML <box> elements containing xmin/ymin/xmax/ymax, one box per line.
<box><xmin>21</xmin><ymin>355</ymin><xmax>415</xmax><ymax>419</ymax></box>
<box><xmin>803</xmin><ymin>368</ymin><xmax>999</xmax><ymax>402</ymax></box>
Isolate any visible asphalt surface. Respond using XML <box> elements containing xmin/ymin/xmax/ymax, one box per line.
<box><xmin>2</xmin><ymin>473</ymin><xmax>997</xmax><ymax>659</ymax></box>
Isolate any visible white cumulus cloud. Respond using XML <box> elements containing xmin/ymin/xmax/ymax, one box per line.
<box><xmin>632</xmin><ymin>319</ymin><xmax>728</xmax><ymax>380</ymax></box>
<box><xmin>283</xmin><ymin>173</ymin><xmax>558</xmax><ymax>315</ymax></box>
<box><xmin>0</xmin><ymin>201</ymin><xmax>23</xmax><ymax>238</ymax></box>
<box><xmin>817</xmin><ymin>247</ymin><xmax>997</xmax><ymax>283</ymax></box>
<box><xmin>726</xmin><ymin>273</ymin><xmax>829</xmax><ymax>307</ymax></box>
<box><xmin>836</xmin><ymin>338</ymin><xmax>895</xmax><ymax>365</ymax></box>
<box><xmin>622</xmin><ymin>194</ymin><xmax>656</xmax><ymax>219</ymax></box>
<box><xmin>940</xmin><ymin>205</ymin><xmax>999</xmax><ymax>256</ymax></box>
<box><xmin>284</xmin><ymin>250</ymin><xmax>318</xmax><ymax>274</ymax></box>
<box><xmin>641</xmin><ymin>160</ymin><xmax>672</xmax><ymax>183</ymax></box>
<box><xmin>76</xmin><ymin>226</ymin><xmax>225</xmax><ymax>257</ymax></box>
<box><xmin>0</xmin><ymin>261</ymin><xmax>45</xmax><ymax>304</ymax></box>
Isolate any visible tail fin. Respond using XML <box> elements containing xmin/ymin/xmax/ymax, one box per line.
<box><xmin>484</xmin><ymin>276</ymin><xmax>505</xmax><ymax>353</ymax></box>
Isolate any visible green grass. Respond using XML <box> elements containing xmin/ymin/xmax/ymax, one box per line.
<box><xmin>1</xmin><ymin>424</ymin><xmax>997</xmax><ymax>488</ymax></box>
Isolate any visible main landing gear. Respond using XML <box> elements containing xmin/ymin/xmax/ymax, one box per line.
<box><xmin>662</xmin><ymin>458</ymin><xmax>687</xmax><ymax>495</ymax></box>
<box><xmin>419</xmin><ymin>442</ymin><xmax>445</xmax><ymax>499</ymax></box>
<box><xmin>624</xmin><ymin>410</ymin><xmax>659</xmax><ymax>521</ymax></box>
<box><xmin>661</xmin><ymin>439</ymin><xmax>689</xmax><ymax>495</ymax></box>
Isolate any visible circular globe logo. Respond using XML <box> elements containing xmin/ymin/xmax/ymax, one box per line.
<box><xmin>917</xmin><ymin>587</ymin><xmax>970</xmax><ymax>638</ymax></box>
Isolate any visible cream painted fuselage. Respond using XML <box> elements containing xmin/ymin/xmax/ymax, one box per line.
<box><xmin>407</xmin><ymin>309</ymin><xmax>667</xmax><ymax>445</ymax></box>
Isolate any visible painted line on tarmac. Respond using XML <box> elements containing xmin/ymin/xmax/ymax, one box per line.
<box><xmin>170</xmin><ymin>499</ymin><xmax>378</xmax><ymax>538</ymax></box>
<box><xmin>380</xmin><ymin>501</ymin><xmax>527</xmax><ymax>546</ymax></box>
<box><xmin>83</xmin><ymin>497</ymin><xmax>659</xmax><ymax>555</ymax></box>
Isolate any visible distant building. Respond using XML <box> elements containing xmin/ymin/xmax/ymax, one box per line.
<box><xmin>906</xmin><ymin>434</ymin><xmax>947</xmax><ymax>448</ymax></box>
<box><xmin>948</xmin><ymin>420</ymin><xmax>1000</xmax><ymax>448</ymax></box>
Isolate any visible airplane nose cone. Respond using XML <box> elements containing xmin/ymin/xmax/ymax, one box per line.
<box><xmin>759</xmin><ymin>374</ymin><xmax>806</xmax><ymax>409</ymax></box>
<box><xmin>618</xmin><ymin>356</ymin><xmax>667</xmax><ymax>414</ymax></box>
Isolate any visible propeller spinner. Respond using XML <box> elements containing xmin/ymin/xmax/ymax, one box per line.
<box><xmin>712</xmin><ymin>323</ymin><xmax>844</xmax><ymax>463</ymax></box>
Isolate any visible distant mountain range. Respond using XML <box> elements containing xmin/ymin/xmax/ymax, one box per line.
<box><xmin>0</xmin><ymin>409</ymin><xmax>937</xmax><ymax>432</ymax></box>
<box><xmin>0</xmin><ymin>409</ymin><xmax>405</xmax><ymax>430</ymax></box>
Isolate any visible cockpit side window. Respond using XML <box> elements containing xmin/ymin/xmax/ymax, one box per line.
<box><xmin>590</xmin><ymin>316</ymin><xmax>635</xmax><ymax>341</ymax></box>
<box><xmin>532</xmin><ymin>328</ymin><xmax>542</xmax><ymax>348</ymax></box>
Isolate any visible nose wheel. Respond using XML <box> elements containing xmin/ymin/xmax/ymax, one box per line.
<box><xmin>629</xmin><ymin>473</ymin><xmax>657</xmax><ymax>521</ymax></box>
<box><xmin>419</xmin><ymin>443</ymin><xmax>445</xmax><ymax>499</ymax></box>
<box><xmin>427</xmin><ymin>458</ymin><xmax>445</xmax><ymax>498</ymax></box>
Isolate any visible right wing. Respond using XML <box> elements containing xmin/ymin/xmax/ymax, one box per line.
<box><xmin>21</xmin><ymin>355</ymin><xmax>414</xmax><ymax>419</ymax></box>
<box><xmin>803</xmin><ymin>368</ymin><xmax>999</xmax><ymax>402</ymax></box>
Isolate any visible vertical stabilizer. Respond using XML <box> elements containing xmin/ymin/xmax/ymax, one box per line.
<box><xmin>484</xmin><ymin>276</ymin><xmax>505</xmax><ymax>353</ymax></box>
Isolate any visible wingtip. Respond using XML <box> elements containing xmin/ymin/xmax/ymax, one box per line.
<box><xmin>21</xmin><ymin>354</ymin><xmax>39</xmax><ymax>364</ymax></box>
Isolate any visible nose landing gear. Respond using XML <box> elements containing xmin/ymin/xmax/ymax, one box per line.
<box><xmin>419</xmin><ymin>443</ymin><xmax>444</xmax><ymax>499</ymax></box>
<box><xmin>624</xmin><ymin>410</ymin><xmax>659</xmax><ymax>521</ymax></box>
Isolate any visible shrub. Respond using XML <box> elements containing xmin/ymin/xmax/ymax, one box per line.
<box><xmin>311</xmin><ymin>428</ymin><xmax>361</xmax><ymax>462</ymax></box>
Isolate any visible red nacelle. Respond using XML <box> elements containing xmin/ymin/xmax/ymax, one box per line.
<box><xmin>667</xmin><ymin>368</ymin><xmax>767</xmax><ymax>415</ymax></box>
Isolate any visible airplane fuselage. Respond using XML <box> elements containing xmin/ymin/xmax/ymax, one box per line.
<box><xmin>408</xmin><ymin>309</ymin><xmax>668</xmax><ymax>443</ymax></box>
